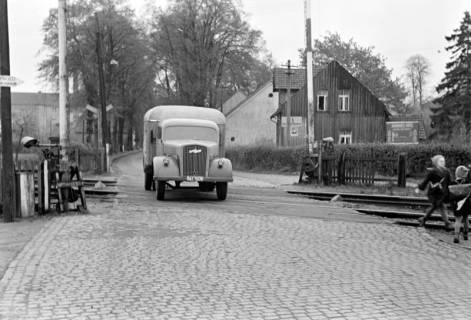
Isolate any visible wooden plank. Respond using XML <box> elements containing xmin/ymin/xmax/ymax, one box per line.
<box><xmin>19</xmin><ymin>172</ymin><xmax>35</xmax><ymax>218</ymax></box>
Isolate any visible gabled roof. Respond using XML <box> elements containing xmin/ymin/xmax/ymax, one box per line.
<box><xmin>329</xmin><ymin>60</ymin><xmax>389</xmax><ymax>116</ymax></box>
<box><xmin>272</xmin><ymin>66</ymin><xmax>324</xmax><ymax>92</ymax></box>
<box><xmin>11</xmin><ymin>92</ymin><xmax>58</xmax><ymax>106</ymax></box>
<box><xmin>222</xmin><ymin>91</ymin><xmax>247</xmax><ymax>115</ymax></box>
<box><xmin>272</xmin><ymin>67</ymin><xmax>306</xmax><ymax>91</ymax></box>
<box><xmin>225</xmin><ymin>82</ymin><xmax>273</xmax><ymax>118</ymax></box>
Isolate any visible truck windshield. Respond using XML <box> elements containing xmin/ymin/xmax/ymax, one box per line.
<box><xmin>163</xmin><ymin>126</ymin><xmax>218</xmax><ymax>142</ymax></box>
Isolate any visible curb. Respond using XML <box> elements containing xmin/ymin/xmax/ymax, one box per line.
<box><xmin>110</xmin><ymin>150</ymin><xmax>141</xmax><ymax>166</ymax></box>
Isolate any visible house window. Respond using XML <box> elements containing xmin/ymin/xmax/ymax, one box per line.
<box><xmin>317</xmin><ymin>91</ymin><xmax>328</xmax><ymax>111</ymax></box>
<box><xmin>338</xmin><ymin>94</ymin><xmax>350</xmax><ymax>111</ymax></box>
<box><xmin>339</xmin><ymin>132</ymin><xmax>352</xmax><ymax>144</ymax></box>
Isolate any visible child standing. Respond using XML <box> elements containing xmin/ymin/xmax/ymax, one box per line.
<box><xmin>416</xmin><ymin>155</ymin><xmax>452</xmax><ymax>229</ymax></box>
<box><xmin>450</xmin><ymin>165</ymin><xmax>471</xmax><ymax>243</ymax></box>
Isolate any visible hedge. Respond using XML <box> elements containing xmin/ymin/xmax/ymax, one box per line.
<box><xmin>226</xmin><ymin>143</ymin><xmax>471</xmax><ymax>177</ymax></box>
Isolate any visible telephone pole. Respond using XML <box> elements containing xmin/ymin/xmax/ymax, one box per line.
<box><xmin>58</xmin><ymin>0</ymin><xmax>69</xmax><ymax>158</ymax></box>
<box><xmin>0</xmin><ymin>0</ymin><xmax>16</xmax><ymax>222</ymax></box>
<box><xmin>95</xmin><ymin>12</ymin><xmax>109</xmax><ymax>172</ymax></box>
<box><xmin>285</xmin><ymin>60</ymin><xmax>293</xmax><ymax>147</ymax></box>
<box><xmin>304</xmin><ymin>0</ymin><xmax>315</xmax><ymax>154</ymax></box>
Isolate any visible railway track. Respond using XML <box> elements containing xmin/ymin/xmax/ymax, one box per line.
<box><xmin>287</xmin><ymin>190</ymin><xmax>469</xmax><ymax>230</ymax></box>
<box><xmin>81</xmin><ymin>179</ymin><xmax>118</xmax><ymax>196</ymax></box>
<box><xmin>287</xmin><ymin>190</ymin><xmax>429</xmax><ymax>208</ymax></box>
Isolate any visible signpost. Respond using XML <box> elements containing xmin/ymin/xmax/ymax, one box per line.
<box><xmin>86</xmin><ymin>104</ymin><xmax>98</xmax><ymax>113</ymax></box>
<box><xmin>1</xmin><ymin>0</ymin><xmax>16</xmax><ymax>222</ymax></box>
<box><xmin>386</xmin><ymin>121</ymin><xmax>419</xmax><ymax>144</ymax></box>
<box><xmin>85</xmin><ymin>103</ymin><xmax>114</xmax><ymax>172</ymax></box>
<box><xmin>281</xmin><ymin>116</ymin><xmax>303</xmax><ymax>127</ymax></box>
<box><xmin>0</xmin><ymin>75</ymin><xmax>22</xmax><ymax>87</ymax></box>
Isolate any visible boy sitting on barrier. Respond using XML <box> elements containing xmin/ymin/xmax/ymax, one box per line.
<box><xmin>449</xmin><ymin>165</ymin><xmax>471</xmax><ymax>243</ymax></box>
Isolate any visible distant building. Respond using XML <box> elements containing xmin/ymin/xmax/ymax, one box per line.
<box><xmin>10</xmin><ymin>92</ymin><xmax>92</xmax><ymax>146</ymax></box>
<box><xmin>222</xmin><ymin>91</ymin><xmax>247</xmax><ymax>115</ymax></box>
<box><xmin>11</xmin><ymin>92</ymin><xmax>59</xmax><ymax>144</ymax></box>
<box><xmin>225</xmin><ymin>82</ymin><xmax>278</xmax><ymax>146</ymax></box>
<box><xmin>272</xmin><ymin>61</ymin><xmax>389</xmax><ymax>146</ymax></box>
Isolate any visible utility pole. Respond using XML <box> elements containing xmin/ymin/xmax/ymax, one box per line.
<box><xmin>58</xmin><ymin>0</ymin><xmax>69</xmax><ymax>159</ymax></box>
<box><xmin>285</xmin><ymin>60</ymin><xmax>293</xmax><ymax>147</ymax></box>
<box><xmin>304</xmin><ymin>0</ymin><xmax>315</xmax><ymax>154</ymax></box>
<box><xmin>0</xmin><ymin>0</ymin><xmax>16</xmax><ymax>222</ymax></box>
<box><xmin>95</xmin><ymin>13</ymin><xmax>108</xmax><ymax>172</ymax></box>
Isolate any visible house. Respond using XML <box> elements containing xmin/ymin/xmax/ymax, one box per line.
<box><xmin>11</xmin><ymin>92</ymin><xmax>94</xmax><ymax>146</ymax></box>
<box><xmin>272</xmin><ymin>60</ymin><xmax>389</xmax><ymax>146</ymax></box>
<box><xmin>9</xmin><ymin>92</ymin><xmax>132</xmax><ymax>151</ymax></box>
<box><xmin>222</xmin><ymin>91</ymin><xmax>247</xmax><ymax>115</ymax></box>
<box><xmin>224</xmin><ymin>82</ymin><xmax>279</xmax><ymax>146</ymax></box>
<box><xmin>11</xmin><ymin>92</ymin><xmax>60</xmax><ymax>144</ymax></box>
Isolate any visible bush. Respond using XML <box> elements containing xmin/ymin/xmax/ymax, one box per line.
<box><xmin>227</xmin><ymin>145</ymin><xmax>307</xmax><ymax>172</ymax></box>
<box><xmin>227</xmin><ymin>143</ymin><xmax>471</xmax><ymax>177</ymax></box>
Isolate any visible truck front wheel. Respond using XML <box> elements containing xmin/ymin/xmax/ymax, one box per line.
<box><xmin>145</xmin><ymin>172</ymin><xmax>153</xmax><ymax>190</ymax></box>
<box><xmin>156</xmin><ymin>181</ymin><xmax>166</xmax><ymax>200</ymax></box>
<box><xmin>216</xmin><ymin>182</ymin><xmax>228</xmax><ymax>200</ymax></box>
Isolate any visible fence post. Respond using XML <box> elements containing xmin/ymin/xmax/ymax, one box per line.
<box><xmin>337</xmin><ymin>152</ymin><xmax>345</xmax><ymax>185</ymax></box>
<box><xmin>43</xmin><ymin>160</ymin><xmax>49</xmax><ymax>212</ymax></box>
<box><xmin>16</xmin><ymin>161</ymin><xmax>35</xmax><ymax>218</ymax></box>
<box><xmin>37</xmin><ymin>163</ymin><xmax>44</xmax><ymax>215</ymax></box>
<box><xmin>397</xmin><ymin>153</ymin><xmax>407</xmax><ymax>187</ymax></box>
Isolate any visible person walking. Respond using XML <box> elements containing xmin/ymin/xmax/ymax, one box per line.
<box><xmin>450</xmin><ymin>165</ymin><xmax>471</xmax><ymax>243</ymax></box>
<box><xmin>416</xmin><ymin>155</ymin><xmax>453</xmax><ymax>229</ymax></box>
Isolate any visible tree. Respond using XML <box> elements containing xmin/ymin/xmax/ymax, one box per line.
<box><xmin>299</xmin><ymin>32</ymin><xmax>408</xmax><ymax>114</ymax></box>
<box><xmin>433</xmin><ymin>11</ymin><xmax>471</xmax><ymax>140</ymax></box>
<box><xmin>405</xmin><ymin>54</ymin><xmax>430</xmax><ymax>107</ymax></box>
<box><xmin>39</xmin><ymin>0</ymin><xmax>157</xmax><ymax>149</ymax></box>
<box><xmin>149</xmin><ymin>0</ymin><xmax>271</xmax><ymax>108</ymax></box>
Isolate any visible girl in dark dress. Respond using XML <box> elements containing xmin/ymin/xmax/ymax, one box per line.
<box><xmin>417</xmin><ymin>155</ymin><xmax>452</xmax><ymax>229</ymax></box>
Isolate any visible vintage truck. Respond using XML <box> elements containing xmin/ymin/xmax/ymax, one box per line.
<box><xmin>143</xmin><ymin>105</ymin><xmax>233</xmax><ymax>200</ymax></box>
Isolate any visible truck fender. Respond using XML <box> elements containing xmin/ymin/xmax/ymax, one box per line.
<box><xmin>208</xmin><ymin>158</ymin><xmax>233</xmax><ymax>180</ymax></box>
<box><xmin>153</xmin><ymin>156</ymin><xmax>179</xmax><ymax>179</ymax></box>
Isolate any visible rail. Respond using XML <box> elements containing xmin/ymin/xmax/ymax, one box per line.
<box><xmin>288</xmin><ymin>190</ymin><xmax>469</xmax><ymax>230</ymax></box>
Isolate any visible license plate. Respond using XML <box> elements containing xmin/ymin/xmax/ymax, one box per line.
<box><xmin>186</xmin><ymin>176</ymin><xmax>204</xmax><ymax>182</ymax></box>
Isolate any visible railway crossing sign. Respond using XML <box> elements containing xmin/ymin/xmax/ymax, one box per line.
<box><xmin>0</xmin><ymin>75</ymin><xmax>23</xmax><ymax>87</ymax></box>
<box><xmin>86</xmin><ymin>104</ymin><xmax>98</xmax><ymax>113</ymax></box>
<box><xmin>86</xmin><ymin>104</ymin><xmax>114</xmax><ymax>113</ymax></box>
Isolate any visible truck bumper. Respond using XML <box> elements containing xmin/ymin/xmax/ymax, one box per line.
<box><xmin>153</xmin><ymin>156</ymin><xmax>233</xmax><ymax>182</ymax></box>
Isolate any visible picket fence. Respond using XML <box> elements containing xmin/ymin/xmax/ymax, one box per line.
<box><xmin>301</xmin><ymin>152</ymin><xmax>406</xmax><ymax>186</ymax></box>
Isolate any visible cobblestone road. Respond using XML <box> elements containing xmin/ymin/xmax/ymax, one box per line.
<box><xmin>1</xmin><ymin>153</ymin><xmax>471</xmax><ymax>320</ymax></box>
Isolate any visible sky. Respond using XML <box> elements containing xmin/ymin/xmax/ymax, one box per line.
<box><xmin>6</xmin><ymin>0</ymin><xmax>470</xmax><ymax>99</ymax></box>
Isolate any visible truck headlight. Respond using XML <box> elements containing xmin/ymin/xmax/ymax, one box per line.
<box><xmin>163</xmin><ymin>158</ymin><xmax>170</xmax><ymax>167</ymax></box>
<box><xmin>217</xmin><ymin>159</ymin><xmax>224</xmax><ymax>168</ymax></box>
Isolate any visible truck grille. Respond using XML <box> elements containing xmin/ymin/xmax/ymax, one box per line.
<box><xmin>183</xmin><ymin>145</ymin><xmax>207</xmax><ymax>176</ymax></box>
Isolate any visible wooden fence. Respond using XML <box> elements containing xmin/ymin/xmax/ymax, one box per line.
<box><xmin>303</xmin><ymin>152</ymin><xmax>405</xmax><ymax>186</ymax></box>
<box><xmin>67</xmin><ymin>148</ymin><xmax>101</xmax><ymax>173</ymax></box>
<box><xmin>0</xmin><ymin>149</ymin><xmax>101</xmax><ymax>216</ymax></box>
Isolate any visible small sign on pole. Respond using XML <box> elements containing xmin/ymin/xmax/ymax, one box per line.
<box><xmin>86</xmin><ymin>104</ymin><xmax>98</xmax><ymax>113</ymax></box>
<box><xmin>281</xmin><ymin>116</ymin><xmax>303</xmax><ymax>127</ymax></box>
<box><xmin>290</xmin><ymin>126</ymin><xmax>299</xmax><ymax>137</ymax></box>
<box><xmin>386</xmin><ymin>121</ymin><xmax>419</xmax><ymax>144</ymax></box>
<box><xmin>0</xmin><ymin>75</ymin><xmax>22</xmax><ymax>87</ymax></box>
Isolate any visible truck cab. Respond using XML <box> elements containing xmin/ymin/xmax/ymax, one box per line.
<box><xmin>143</xmin><ymin>105</ymin><xmax>233</xmax><ymax>200</ymax></box>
